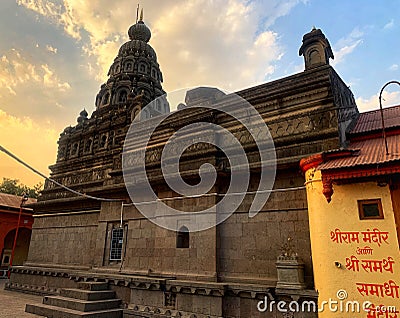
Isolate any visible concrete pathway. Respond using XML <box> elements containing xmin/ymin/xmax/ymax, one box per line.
<box><xmin>0</xmin><ymin>279</ymin><xmax>42</xmax><ymax>317</ymax></box>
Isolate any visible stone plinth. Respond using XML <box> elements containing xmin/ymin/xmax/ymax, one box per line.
<box><xmin>276</xmin><ymin>255</ymin><xmax>306</xmax><ymax>290</ymax></box>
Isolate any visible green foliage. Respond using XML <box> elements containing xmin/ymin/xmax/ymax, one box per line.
<box><xmin>0</xmin><ymin>178</ymin><xmax>43</xmax><ymax>199</ymax></box>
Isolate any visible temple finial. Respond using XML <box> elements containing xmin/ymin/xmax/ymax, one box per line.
<box><xmin>140</xmin><ymin>8</ymin><xmax>143</xmax><ymax>21</ymax></box>
<box><xmin>136</xmin><ymin>4</ymin><xmax>139</xmax><ymax>23</ymax></box>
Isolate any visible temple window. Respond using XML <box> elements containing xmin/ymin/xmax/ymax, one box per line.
<box><xmin>118</xmin><ymin>90</ymin><xmax>127</xmax><ymax>103</ymax></box>
<box><xmin>102</xmin><ymin>93</ymin><xmax>110</xmax><ymax>106</ymax></box>
<box><xmin>84</xmin><ymin>139</ymin><xmax>93</xmax><ymax>153</ymax></box>
<box><xmin>126</xmin><ymin>62</ymin><xmax>133</xmax><ymax>71</ymax></box>
<box><xmin>109</xmin><ymin>131</ymin><xmax>115</xmax><ymax>147</ymax></box>
<box><xmin>358</xmin><ymin>199</ymin><xmax>384</xmax><ymax>220</ymax></box>
<box><xmin>100</xmin><ymin>135</ymin><xmax>108</xmax><ymax>148</ymax></box>
<box><xmin>109</xmin><ymin>227</ymin><xmax>124</xmax><ymax>261</ymax></box>
<box><xmin>308</xmin><ymin>48</ymin><xmax>322</xmax><ymax>66</ymax></box>
<box><xmin>176</xmin><ymin>226</ymin><xmax>189</xmax><ymax>248</ymax></box>
<box><xmin>71</xmin><ymin>142</ymin><xmax>79</xmax><ymax>156</ymax></box>
<box><xmin>140</xmin><ymin>64</ymin><xmax>146</xmax><ymax>72</ymax></box>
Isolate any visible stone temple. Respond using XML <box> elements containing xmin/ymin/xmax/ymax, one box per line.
<box><xmin>9</xmin><ymin>14</ymin><xmax>359</xmax><ymax>318</ymax></box>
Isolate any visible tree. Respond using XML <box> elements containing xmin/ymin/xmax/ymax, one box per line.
<box><xmin>0</xmin><ymin>178</ymin><xmax>43</xmax><ymax>199</ymax></box>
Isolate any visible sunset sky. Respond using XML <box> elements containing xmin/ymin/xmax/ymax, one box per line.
<box><xmin>0</xmin><ymin>0</ymin><xmax>399</xmax><ymax>187</ymax></box>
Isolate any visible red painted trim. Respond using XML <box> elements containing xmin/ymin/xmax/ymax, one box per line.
<box><xmin>300</xmin><ymin>153</ymin><xmax>324</xmax><ymax>173</ymax></box>
<box><xmin>0</xmin><ymin>211</ymin><xmax>33</xmax><ymax>217</ymax></box>
<box><xmin>350</xmin><ymin>128</ymin><xmax>400</xmax><ymax>142</ymax></box>
<box><xmin>322</xmin><ymin>164</ymin><xmax>400</xmax><ymax>181</ymax></box>
<box><xmin>324</xmin><ymin>149</ymin><xmax>359</xmax><ymax>160</ymax></box>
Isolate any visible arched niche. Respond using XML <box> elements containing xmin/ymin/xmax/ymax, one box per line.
<box><xmin>176</xmin><ymin>226</ymin><xmax>189</xmax><ymax>248</ymax></box>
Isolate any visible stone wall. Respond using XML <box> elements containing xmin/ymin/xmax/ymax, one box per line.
<box><xmin>26</xmin><ymin>211</ymin><xmax>99</xmax><ymax>267</ymax></box>
<box><xmin>97</xmin><ymin>198</ymin><xmax>218</xmax><ymax>280</ymax></box>
<box><xmin>217</xmin><ymin>171</ymin><xmax>311</xmax><ymax>285</ymax></box>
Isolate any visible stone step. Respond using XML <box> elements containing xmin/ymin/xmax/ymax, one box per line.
<box><xmin>26</xmin><ymin>303</ymin><xmax>123</xmax><ymax>318</ymax></box>
<box><xmin>77</xmin><ymin>282</ymin><xmax>109</xmax><ymax>291</ymax></box>
<box><xmin>61</xmin><ymin>288</ymin><xmax>116</xmax><ymax>301</ymax></box>
<box><xmin>43</xmin><ymin>295</ymin><xmax>121</xmax><ymax>312</ymax></box>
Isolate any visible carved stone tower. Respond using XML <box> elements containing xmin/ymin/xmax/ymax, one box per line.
<box><xmin>95</xmin><ymin>12</ymin><xmax>169</xmax><ymax>119</ymax></box>
<box><xmin>48</xmin><ymin>14</ymin><xmax>170</xmax><ymax>187</ymax></box>
<box><xmin>299</xmin><ymin>27</ymin><xmax>334</xmax><ymax>70</ymax></box>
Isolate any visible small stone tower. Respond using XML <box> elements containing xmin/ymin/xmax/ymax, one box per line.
<box><xmin>299</xmin><ymin>27</ymin><xmax>334</xmax><ymax>70</ymax></box>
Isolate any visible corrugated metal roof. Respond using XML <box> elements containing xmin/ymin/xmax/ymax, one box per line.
<box><xmin>351</xmin><ymin>105</ymin><xmax>400</xmax><ymax>134</ymax></box>
<box><xmin>0</xmin><ymin>193</ymin><xmax>36</xmax><ymax>209</ymax></box>
<box><xmin>319</xmin><ymin>134</ymin><xmax>400</xmax><ymax>170</ymax></box>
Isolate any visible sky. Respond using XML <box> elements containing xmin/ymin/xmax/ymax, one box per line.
<box><xmin>0</xmin><ymin>0</ymin><xmax>399</xmax><ymax>187</ymax></box>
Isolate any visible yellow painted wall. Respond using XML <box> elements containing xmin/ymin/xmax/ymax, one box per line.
<box><xmin>305</xmin><ymin>168</ymin><xmax>400</xmax><ymax>317</ymax></box>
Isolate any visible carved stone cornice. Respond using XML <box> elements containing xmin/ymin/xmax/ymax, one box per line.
<box><xmin>237</xmin><ymin>65</ymin><xmax>331</xmax><ymax>104</ymax></box>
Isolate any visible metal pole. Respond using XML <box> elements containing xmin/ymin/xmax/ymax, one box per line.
<box><xmin>379</xmin><ymin>80</ymin><xmax>400</xmax><ymax>156</ymax></box>
<box><xmin>8</xmin><ymin>194</ymin><xmax>28</xmax><ymax>278</ymax></box>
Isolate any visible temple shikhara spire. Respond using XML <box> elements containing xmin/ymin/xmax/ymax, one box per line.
<box><xmin>94</xmin><ymin>9</ymin><xmax>169</xmax><ymax>118</ymax></box>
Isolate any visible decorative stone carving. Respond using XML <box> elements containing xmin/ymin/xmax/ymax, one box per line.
<box><xmin>77</xmin><ymin>109</ymin><xmax>88</xmax><ymax>125</ymax></box>
<box><xmin>299</xmin><ymin>27</ymin><xmax>334</xmax><ymax>70</ymax></box>
<box><xmin>276</xmin><ymin>237</ymin><xmax>306</xmax><ymax>290</ymax></box>
<box><xmin>95</xmin><ymin>13</ymin><xmax>169</xmax><ymax>111</ymax></box>
<box><xmin>322</xmin><ymin>178</ymin><xmax>334</xmax><ymax>203</ymax></box>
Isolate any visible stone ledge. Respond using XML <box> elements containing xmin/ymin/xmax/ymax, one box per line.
<box><xmin>11</xmin><ymin>266</ymin><xmax>166</xmax><ymax>291</ymax></box>
<box><xmin>5</xmin><ymin>281</ymin><xmax>59</xmax><ymax>296</ymax></box>
<box><xmin>166</xmin><ymin>280</ymin><xmax>225</xmax><ymax>297</ymax></box>
<box><xmin>10</xmin><ymin>265</ymin><xmax>317</xmax><ymax>301</ymax></box>
<box><xmin>275</xmin><ymin>288</ymin><xmax>318</xmax><ymax>298</ymax></box>
<box><xmin>125</xmin><ymin>305</ymin><xmax>222</xmax><ymax>318</ymax></box>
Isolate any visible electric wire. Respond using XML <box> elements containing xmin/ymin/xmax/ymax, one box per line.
<box><xmin>0</xmin><ymin>145</ymin><xmax>123</xmax><ymax>202</ymax></box>
<box><xmin>0</xmin><ymin>144</ymin><xmax>306</xmax><ymax>204</ymax></box>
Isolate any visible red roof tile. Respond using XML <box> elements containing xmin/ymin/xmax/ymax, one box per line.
<box><xmin>351</xmin><ymin>105</ymin><xmax>400</xmax><ymax>135</ymax></box>
<box><xmin>319</xmin><ymin>134</ymin><xmax>400</xmax><ymax>170</ymax></box>
<box><xmin>0</xmin><ymin>193</ymin><xmax>36</xmax><ymax>209</ymax></box>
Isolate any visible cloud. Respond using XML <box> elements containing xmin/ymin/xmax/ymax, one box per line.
<box><xmin>389</xmin><ymin>64</ymin><xmax>399</xmax><ymax>71</ymax></box>
<box><xmin>81</xmin><ymin>36</ymin><xmax>122</xmax><ymax>81</ymax></box>
<box><xmin>16</xmin><ymin>0</ymin><xmax>303</xmax><ymax>91</ymax></box>
<box><xmin>331</xmin><ymin>27</ymin><xmax>363</xmax><ymax>67</ymax></box>
<box><xmin>0</xmin><ymin>48</ymin><xmax>73</xmax><ymax>124</ymax></box>
<box><xmin>46</xmin><ymin>44</ymin><xmax>58</xmax><ymax>54</ymax></box>
<box><xmin>0</xmin><ymin>109</ymin><xmax>58</xmax><ymax>186</ymax></box>
<box><xmin>0</xmin><ymin>48</ymin><xmax>70</xmax><ymax>96</ymax></box>
<box><xmin>150</xmin><ymin>0</ymin><xmax>283</xmax><ymax>91</ymax></box>
<box><xmin>16</xmin><ymin>0</ymin><xmax>81</xmax><ymax>39</ymax></box>
<box><xmin>356</xmin><ymin>90</ymin><xmax>400</xmax><ymax>112</ymax></box>
<box><xmin>383</xmin><ymin>19</ymin><xmax>395</xmax><ymax>30</ymax></box>
<box><xmin>256</xmin><ymin>0</ymin><xmax>309</xmax><ymax>28</ymax></box>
